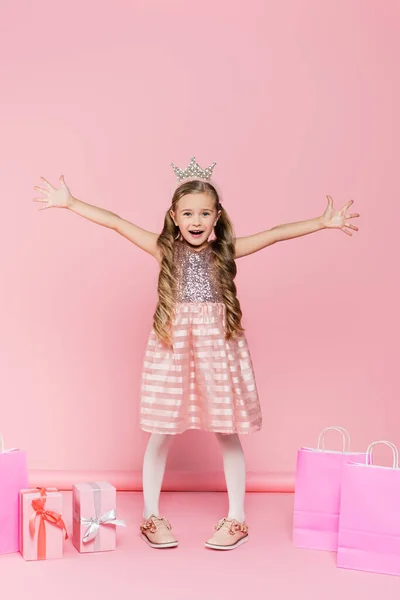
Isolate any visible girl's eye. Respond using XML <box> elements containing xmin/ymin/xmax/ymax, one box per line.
<box><xmin>182</xmin><ymin>212</ymin><xmax>210</xmax><ymax>216</ymax></box>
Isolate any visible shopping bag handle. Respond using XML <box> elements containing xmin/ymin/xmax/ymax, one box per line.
<box><xmin>317</xmin><ymin>426</ymin><xmax>351</xmax><ymax>452</ymax></box>
<box><xmin>0</xmin><ymin>434</ymin><xmax>18</xmax><ymax>454</ymax></box>
<box><xmin>366</xmin><ymin>440</ymin><xmax>399</xmax><ymax>469</ymax></box>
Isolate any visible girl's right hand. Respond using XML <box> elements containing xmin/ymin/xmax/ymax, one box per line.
<box><xmin>33</xmin><ymin>176</ymin><xmax>73</xmax><ymax>210</ymax></box>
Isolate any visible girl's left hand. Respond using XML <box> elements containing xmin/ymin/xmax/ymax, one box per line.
<box><xmin>320</xmin><ymin>195</ymin><xmax>360</xmax><ymax>236</ymax></box>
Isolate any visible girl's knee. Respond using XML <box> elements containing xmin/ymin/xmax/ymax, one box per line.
<box><xmin>215</xmin><ymin>432</ymin><xmax>240</xmax><ymax>446</ymax></box>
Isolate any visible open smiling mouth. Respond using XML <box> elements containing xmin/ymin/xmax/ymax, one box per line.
<box><xmin>189</xmin><ymin>230</ymin><xmax>204</xmax><ymax>237</ymax></box>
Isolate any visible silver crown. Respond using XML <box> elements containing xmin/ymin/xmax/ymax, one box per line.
<box><xmin>170</xmin><ymin>156</ymin><xmax>217</xmax><ymax>182</ymax></box>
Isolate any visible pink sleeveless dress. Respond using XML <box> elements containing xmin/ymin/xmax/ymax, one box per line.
<box><xmin>139</xmin><ymin>239</ymin><xmax>262</xmax><ymax>435</ymax></box>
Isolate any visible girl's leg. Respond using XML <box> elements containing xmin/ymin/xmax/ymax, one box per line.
<box><xmin>215</xmin><ymin>432</ymin><xmax>246</xmax><ymax>523</ymax></box>
<box><xmin>142</xmin><ymin>432</ymin><xmax>175</xmax><ymax>518</ymax></box>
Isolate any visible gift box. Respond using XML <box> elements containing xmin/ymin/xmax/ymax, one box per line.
<box><xmin>293</xmin><ymin>426</ymin><xmax>369</xmax><ymax>551</ymax></box>
<box><xmin>0</xmin><ymin>434</ymin><xmax>29</xmax><ymax>554</ymax></box>
<box><xmin>20</xmin><ymin>487</ymin><xmax>68</xmax><ymax>560</ymax></box>
<box><xmin>72</xmin><ymin>481</ymin><xmax>126</xmax><ymax>553</ymax></box>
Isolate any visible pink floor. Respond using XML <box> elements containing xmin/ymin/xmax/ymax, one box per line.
<box><xmin>2</xmin><ymin>492</ymin><xmax>400</xmax><ymax>599</ymax></box>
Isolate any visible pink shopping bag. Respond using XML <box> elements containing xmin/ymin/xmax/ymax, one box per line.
<box><xmin>337</xmin><ymin>441</ymin><xmax>400</xmax><ymax>576</ymax></box>
<box><xmin>0</xmin><ymin>434</ymin><xmax>29</xmax><ymax>554</ymax></box>
<box><xmin>293</xmin><ymin>426</ymin><xmax>369</xmax><ymax>551</ymax></box>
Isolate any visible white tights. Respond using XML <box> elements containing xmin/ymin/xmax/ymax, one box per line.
<box><xmin>142</xmin><ymin>432</ymin><xmax>246</xmax><ymax>523</ymax></box>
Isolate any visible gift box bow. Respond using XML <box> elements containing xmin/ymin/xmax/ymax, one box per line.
<box><xmin>28</xmin><ymin>487</ymin><xmax>68</xmax><ymax>560</ymax></box>
<box><xmin>29</xmin><ymin>488</ymin><xmax>68</xmax><ymax>539</ymax></box>
<box><xmin>75</xmin><ymin>509</ymin><xmax>126</xmax><ymax>543</ymax></box>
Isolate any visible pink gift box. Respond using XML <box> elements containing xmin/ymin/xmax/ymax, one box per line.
<box><xmin>72</xmin><ymin>481</ymin><xmax>126</xmax><ymax>553</ymax></box>
<box><xmin>20</xmin><ymin>487</ymin><xmax>68</xmax><ymax>561</ymax></box>
<box><xmin>0</xmin><ymin>436</ymin><xmax>28</xmax><ymax>554</ymax></box>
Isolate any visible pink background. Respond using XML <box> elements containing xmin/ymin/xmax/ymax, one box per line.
<box><xmin>1</xmin><ymin>0</ymin><xmax>399</xmax><ymax>489</ymax></box>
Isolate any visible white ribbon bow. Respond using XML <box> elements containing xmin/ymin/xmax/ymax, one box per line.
<box><xmin>80</xmin><ymin>509</ymin><xmax>126</xmax><ymax>543</ymax></box>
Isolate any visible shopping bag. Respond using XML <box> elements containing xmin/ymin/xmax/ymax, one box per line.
<box><xmin>0</xmin><ymin>433</ymin><xmax>29</xmax><ymax>554</ymax></box>
<box><xmin>337</xmin><ymin>440</ymin><xmax>400</xmax><ymax>576</ymax></box>
<box><xmin>293</xmin><ymin>426</ymin><xmax>369</xmax><ymax>551</ymax></box>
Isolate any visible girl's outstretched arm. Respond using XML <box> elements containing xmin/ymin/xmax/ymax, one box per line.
<box><xmin>234</xmin><ymin>196</ymin><xmax>359</xmax><ymax>259</ymax></box>
<box><xmin>33</xmin><ymin>176</ymin><xmax>161</xmax><ymax>261</ymax></box>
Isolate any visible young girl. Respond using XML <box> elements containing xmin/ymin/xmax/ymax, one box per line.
<box><xmin>33</xmin><ymin>156</ymin><xmax>359</xmax><ymax>551</ymax></box>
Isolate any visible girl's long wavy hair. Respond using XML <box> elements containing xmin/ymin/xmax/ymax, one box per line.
<box><xmin>153</xmin><ymin>180</ymin><xmax>244</xmax><ymax>346</ymax></box>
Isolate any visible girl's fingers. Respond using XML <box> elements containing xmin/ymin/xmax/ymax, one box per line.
<box><xmin>346</xmin><ymin>213</ymin><xmax>360</xmax><ymax>219</ymax></box>
<box><xmin>341</xmin><ymin>227</ymin><xmax>353</xmax><ymax>236</ymax></box>
<box><xmin>33</xmin><ymin>198</ymin><xmax>48</xmax><ymax>203</ymax></box>
<box><xmin>346</xmin><ymin>223</ymin><xmax>358</xmax><ymax>231</ymax></box>
<box><xmin>343</xmin><ymin>199</ymin><xmax>354</xmax><ymax>211</ymax></box>
<box><xmin>40</xmin><ymin>177</ymin><xmax>54</xmax><ymax>190</ymax></box>
<box><xmin>34</xmin><ymin>186</ymin><xmax>48</xmax><ymax>194</ymax></box>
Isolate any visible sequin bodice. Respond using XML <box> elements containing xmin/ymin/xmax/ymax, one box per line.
<box><xmin>174</xmin><ymin>240</ymin><xmax>223</xmax><ymax>303</ymax></box>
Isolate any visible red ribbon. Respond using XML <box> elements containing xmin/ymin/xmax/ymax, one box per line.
<box><xmin>29</xmin><ymin>487</ymin><xmax>68</xmax><ymax>560</ymax></box>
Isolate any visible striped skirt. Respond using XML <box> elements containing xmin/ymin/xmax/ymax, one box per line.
<box><xmin>139</xmin><ymin>302</ymin><xmax>262</xmax><ymax>435</ymax></box>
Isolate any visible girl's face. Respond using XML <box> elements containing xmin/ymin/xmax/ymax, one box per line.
<box><xmin>170</xmin><ymin>192</ymin><xmax>221</xmax><ymax>249</ymax></box>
